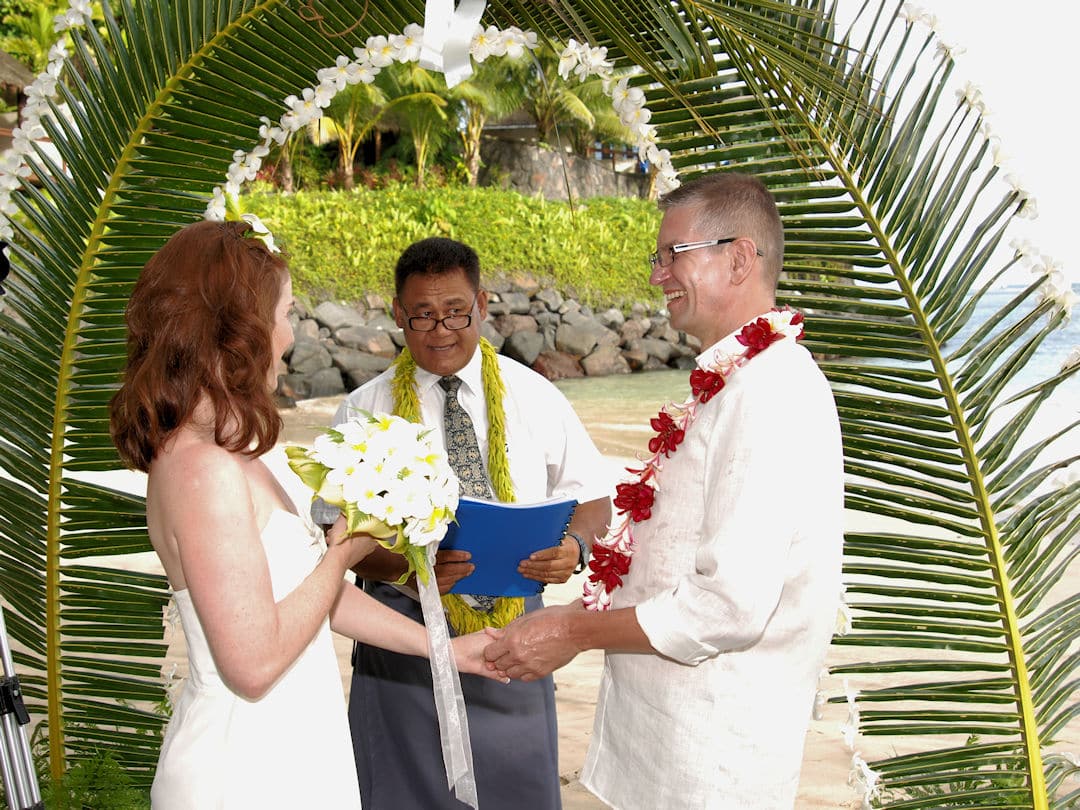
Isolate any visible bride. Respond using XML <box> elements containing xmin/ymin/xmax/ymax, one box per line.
<box><xmin>109</xmin><ymin>219</ymin><xmax>501</xmax><ymax>808</ymax></box>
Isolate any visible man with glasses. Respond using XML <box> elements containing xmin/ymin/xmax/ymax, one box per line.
<box><xmin>484</xmin><ymin>173</ymin><xmax>844</xmax><ymax>809</ymax></box>
<box><xmin>329</xmin><ymin>236</ymin><xmax>611</xmax><ymax>809</ymax></box>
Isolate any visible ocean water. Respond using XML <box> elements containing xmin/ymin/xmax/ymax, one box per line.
<box><xmin>556</xmin><ymin>285</ymin><xmax>1079</xmax><ymax>463</ymax></box>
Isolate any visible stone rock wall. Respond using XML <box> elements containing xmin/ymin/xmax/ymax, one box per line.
<box><xmin>279</xmin><ymin>282</ymin><xmax>698</xmax><ymax>405</ymax></box>
<box><xmin>478</xmin><ymin>139</ymin><xmax>649</xmax><ymax>202</ymax></box>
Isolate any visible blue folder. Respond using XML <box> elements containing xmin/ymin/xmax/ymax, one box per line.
<box><xmin>439</xmin><ymin>495</ymin><xmax>577</xmax><ymax>597</ymax></box>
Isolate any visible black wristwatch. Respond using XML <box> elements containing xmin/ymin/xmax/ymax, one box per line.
<box><xmin>567</xmin><ymin>531</ymin><xmax>589</xmax><ymax>574</ymax></box>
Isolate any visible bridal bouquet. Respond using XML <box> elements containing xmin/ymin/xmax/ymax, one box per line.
<box><xmin>285</xmin><ymin>411</ymin><xmax>460</xmax><ymax>584</ymax></box>
<box><xmin>287</xmin><ymin>412</ymin><xmax>476</xmax><ymax>805</ymax></box>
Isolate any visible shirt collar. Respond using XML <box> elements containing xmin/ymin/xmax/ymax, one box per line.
<box><xmin>694</xmin><ymin>311</ymin><xmax>773</xmax><ymax>370</ymax></box>
<box><xmin>412</xmin><ymin>348</ymin><xmax>484</xmax><ymax>399</ymax></box>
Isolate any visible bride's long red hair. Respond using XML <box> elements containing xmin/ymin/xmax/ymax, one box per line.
<box><xmin>110</xmin><ymin>219</ymin><xmax>288</xmax><ymax>472</ymax></box>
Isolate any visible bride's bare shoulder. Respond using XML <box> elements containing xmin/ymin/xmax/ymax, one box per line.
<box><xmin>149</xmin><ymin>432</ymin><xmax>249</xmax><ymax>504</ymax></box>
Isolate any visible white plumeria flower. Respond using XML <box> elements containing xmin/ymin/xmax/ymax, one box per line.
<box><xmin>990</xmin><ymin>136</ymin><xmax>1009</xmax><ymax>169</ymax></box>
<box><xmin>840</xmin><ymin>678</ymin><xmax>860</xmax><ymax>749</ymax></box>
<box><xmin>1010</xmin><ymin>237</ymin><xmax>1037</xmax><ymax>264</ymax></box>
<box><xmin>1004</xmin><ymin>173</ymin><xmax>1038</xmax><ymax>219</ymax></box>
<box><xmin>314</xmin><ymin>80</ymin><xmax>337</xmax><ymax>108</ymax></box>
<box><xmin>558</xmin><ymin>39</ymin><xmax>582</xmax><ymax>80</ymax></box>
<box><xmin>611</xmin><ymin>78</ymin><xmax>646</xmax><ymax>114</ymax></box>
<box><xmin>352</xmin><ymin>62</ymin><xmax>378</xmax><ymax>85</ymax></box>
<box><xmin>284</xmin><ymin>88</ymin><xmax>321</xmax><ymax>126</ymax></box>
<box><xmin>849</xmin><ymin>753</ymin><xmax>883</xmax><ymax>810</ymax></box>
<box><xmin>206</xmin><ymin>187</ymin><xmax>227</xmax><ymax>221</ymax></box>
<box><xmin>956</xmin><ymin>82</ymin><xmax>987</xmax><ymax>116</ymax></box>
<box><xmin>470</xmin><ymin>25</ymin><xmax>503</xmax><ymax>62</ymax></box>
<box><xmin>935</xmin><ymin>38</ymin><xmax>963</xmax><ymax>61</ymax></box>
<box><xmin>363</xmin><ymin>35</ymin><xmax>396</xmax><ymax>68</ymax></box>
<box><xmin>318</xmin><ymin>55</ymin><xmax>353</xmax><ymax>91</ymax></box>
<box><xmin>391</xmin><ymin>24</ymin><xmax>424</xmax><ymax>63</ymax></box>
<box><xmin>898</xmin><ymin>2</ymin><xmax>923</xmax><ymax>22</ymax></box>
<box><xmin>503</xmin><ymin>27</ymin><xmax>536</xmax><ymax>59</ymax></box>
<box><xmin>655</xmin><ymin>167</ymin><xmax>681</xmax><ymax>194</ymax></box>
<box><xmin>1062</xmin><ymin>346</ymin><xmax>1080</xmax><ymax>372</ymax></box>
<box><xmin>620</xmin><ymin>104</ymin><xmax>652</xmax><ymax>130</ymax></box>
<box><xmin>48</xmin><ymin>41</ymin><xmax>69</xmax><ymax>63</ymax></box>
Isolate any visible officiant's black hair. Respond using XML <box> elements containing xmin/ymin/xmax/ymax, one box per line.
<box><xmin>394</xmin><ymin>237</ymin><xmax>481</xmax><ymax>295</ymax></box>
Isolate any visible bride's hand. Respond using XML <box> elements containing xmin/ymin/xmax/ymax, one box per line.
<box><xmin>452</xmin><ymin>632</ymin><xmax>509</xmax><ymax>683</ymax></box>
<box><xmin>326</xmin><ymin>515</ymin><xmax>378</xmax><ymax>570</ymax></box>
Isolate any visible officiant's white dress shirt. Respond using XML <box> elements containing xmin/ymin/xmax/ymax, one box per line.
<box><xmin>333</xmin><ymin>349</ymin><xmax>610</xmax><ymax>506</ymax></box>
<box><xmin>581</xmin><ymin>331</ymin><xmax>844</xmax><ymax>810</ymax></box>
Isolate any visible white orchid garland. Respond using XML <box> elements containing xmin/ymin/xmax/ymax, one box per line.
<box><xmin>203</xmin><ymin>25</ymin><xmax>680</xmax><ymax>227</ymax></box>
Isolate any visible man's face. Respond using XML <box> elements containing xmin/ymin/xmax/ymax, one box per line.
<box><xmin>650</xmin><ymin>205</ymin><xmax>734</xmax><ymax>347</ymax></box>
<box><xmin>393</xmin><ymin>268</ymin><xmax>488</xmax><ymax>378</ymax></box>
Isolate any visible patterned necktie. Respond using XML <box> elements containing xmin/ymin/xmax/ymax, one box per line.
<box><xmin>439</xmin><ymin>375</ymin><xmax>493</xmax><ymax>499</ymax></box>
<box><xmin>439</xmin><ymin>375</ymin><xmax>497</xmax><ymax>613</ymax></box>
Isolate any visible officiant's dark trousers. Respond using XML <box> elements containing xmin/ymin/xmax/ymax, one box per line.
<box><xmin>349</xmin><ymin>581</ymin><xmax>561</xmax><ymax>810</ymax></box>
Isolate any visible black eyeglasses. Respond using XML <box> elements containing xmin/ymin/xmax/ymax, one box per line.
<box><xmin>649</xmin><ymin>238</ymin><xmax>763</xmax><ymax>270</ymax></box>
<box><xmin>403</xmin><ymin>294</ymin><xmax>479</xmax><ymax>332</ymax></box>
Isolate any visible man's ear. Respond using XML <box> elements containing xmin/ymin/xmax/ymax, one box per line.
<box><xmin>728</xmin><ymin>237</ymin><xmax>759</xmax><ymax>287</ymax></box>
<box><xmin>476</xmin><ymin>289</ymin><xmax>489</xmax><ymax>320</ymax></box>
<box><xmin>392</xmin><ymin>298</ymin><xmax>406</xmax><ymax>328</ymax></box>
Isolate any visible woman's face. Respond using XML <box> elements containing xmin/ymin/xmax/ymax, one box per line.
<box><xmin>269</xmin><ymin>275</ymin><xmax>294</xmax><ymax>390</ymax></box>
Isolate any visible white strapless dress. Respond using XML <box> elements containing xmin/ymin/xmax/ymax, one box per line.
<box><xmin>151</xmin><ymin>508</ymin><xmax>362</xmax><ymax>809</ymax></box>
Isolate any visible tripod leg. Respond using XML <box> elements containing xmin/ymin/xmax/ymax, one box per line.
<box><xmin>0</xmin><ymin>605</ymin><xmax>43</xmax><ymax>810</ymax></box>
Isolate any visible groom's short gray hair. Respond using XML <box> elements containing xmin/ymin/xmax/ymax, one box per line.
<box><xmin>659</xmin><ymin>172</ymin><xmax>785</xmax><ymax>289</ymax></box>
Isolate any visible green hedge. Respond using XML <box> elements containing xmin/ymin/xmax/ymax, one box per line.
<box><xmin>245</xmin><ymin>186</ymin><xmax>663</xmax><ymax>310</ymax></box>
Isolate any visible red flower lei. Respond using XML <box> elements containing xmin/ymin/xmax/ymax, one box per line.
<box><xmin>583</xmin><ymin>308</ymin><xmax>805</xmax><ymax>610</ymax></box>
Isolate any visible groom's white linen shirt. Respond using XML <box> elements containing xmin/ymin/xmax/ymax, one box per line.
<box><xmin>332</xmin><ymin>349</ymin><xmax>610</xmax><ymax>506</ymax></box>
<box><xmin>582</xmin><ymin>330</ymin><xmax>844</xmax><ymax>809</ymax></box>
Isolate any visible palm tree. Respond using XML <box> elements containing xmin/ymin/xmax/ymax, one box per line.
<box><xmin>519</xmin><ymin>40</ymin><xmax>613</xmax><ymax>153</ymax></box>
<box><xmin>310</xmin><ymin>81</ymin><xmax>388</xmax><ymax>190</ymax></box>
<box><xmin>0</xmin><ymin>1</ymin><xmax>1076</xmax><ymax>805</ymax></box>
<box><xmin>450</xmin><ymin>53</ymin><xmax>529</xmax><ymax>186</ymax></box>
<box><xmin>375</xmin><ymin>61</ymin><xmax>451</xmax><ymax>188</ymax></box>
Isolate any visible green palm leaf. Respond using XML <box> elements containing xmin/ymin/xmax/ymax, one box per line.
<box><xmin>0</xmin><ymin>1</ymin><xmax>1075</xmax><ymax>806</ymax></box>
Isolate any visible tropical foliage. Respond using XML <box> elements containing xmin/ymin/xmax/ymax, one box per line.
<box><xmin>0</xmin><ymin>1</ymin><xmax>1076</xmax><ymax>807</ymax></box>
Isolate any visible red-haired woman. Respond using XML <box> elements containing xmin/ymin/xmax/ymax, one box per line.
<box><xmin>111</xmin><ymin>220</ymin><xmax>497</xmax><ymax>808</ymax></box>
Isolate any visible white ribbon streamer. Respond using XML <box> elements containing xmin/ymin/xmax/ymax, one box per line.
<box><xmin>419</xmin><ymin>0</ymin><xmax>487</xmax><ymax>88</ymax></box>
<box><xmin>418</xmin><ymin>545</ymin><xmax>479</xmax><ymax>808</ymax></box>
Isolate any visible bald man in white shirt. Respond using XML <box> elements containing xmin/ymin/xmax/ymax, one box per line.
<box><xmin>484</xmin><ymin>172</ymin><xmax>844</xmax><ymax>810</ymax></box>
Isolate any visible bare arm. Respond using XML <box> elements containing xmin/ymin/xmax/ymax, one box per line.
<box><xmin>157</xmin><ymin>448</ymin><xmax>372</xmax><ymax>700</ymax></box>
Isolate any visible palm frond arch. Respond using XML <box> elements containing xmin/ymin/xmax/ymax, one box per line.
<box><xmin>0</xmin><ymin>0</ymin><xmax>1076</xmax><ymax>806</ymax></box>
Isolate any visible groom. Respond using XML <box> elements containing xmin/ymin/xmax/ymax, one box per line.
<box><xmin>485</xmin><ymin>172</ymin><xmax>845</xmax><ymax>809</ymax></box>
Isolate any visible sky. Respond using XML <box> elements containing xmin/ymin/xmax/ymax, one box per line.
<box><xmin>909</xmin><ymin>1</ymin><xmax>1078</xmax><ymax>286</ymax></box>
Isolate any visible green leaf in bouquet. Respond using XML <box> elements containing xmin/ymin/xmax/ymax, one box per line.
<box><xmin>284</xmin><ymin>445</ymin><xmax>330</xmax><ymax>494</ymax></box>
<box><xmin>399</xmin><ymin>542</ymin><xmax>432</xmax><ymax>588</ymax></box>
<box><xmin>343</xmin><ymin>502</ymin><xmax>397</xmax><ymax>541</ymax></box>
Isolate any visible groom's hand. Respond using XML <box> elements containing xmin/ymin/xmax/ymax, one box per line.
<box><xmin>484</xmin><ymin>603</ymin><xmax>585</xmax><ymax>681</ymax></box>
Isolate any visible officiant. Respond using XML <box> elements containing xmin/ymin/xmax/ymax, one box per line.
<box><xmin>320</xmin><ymin>236</ymin><xmax>611</xmax><ymax>809</ymax></box>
